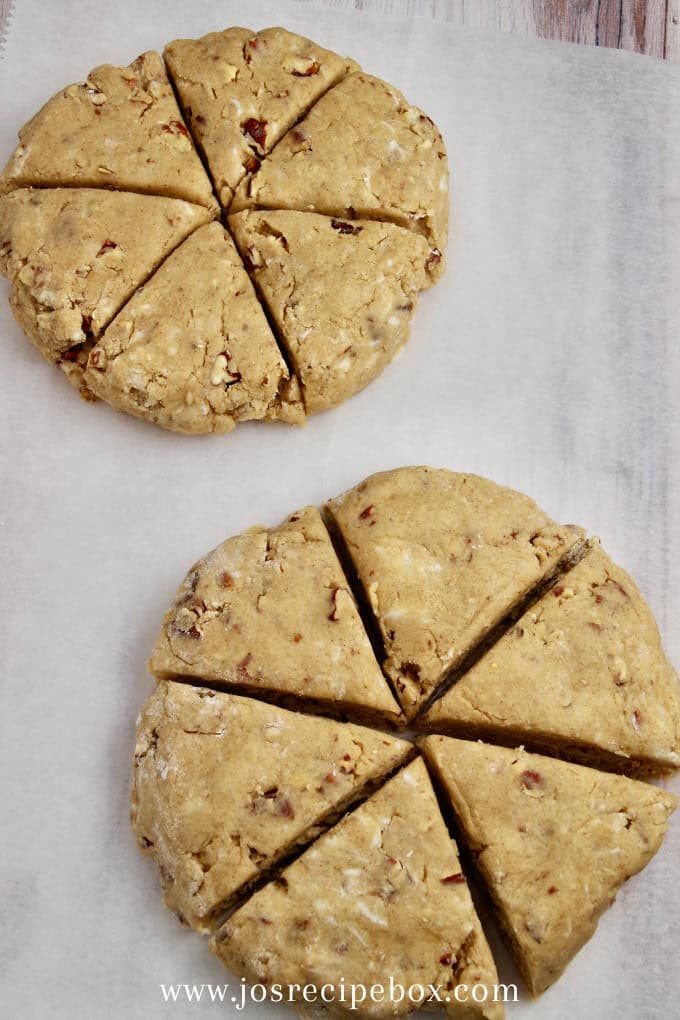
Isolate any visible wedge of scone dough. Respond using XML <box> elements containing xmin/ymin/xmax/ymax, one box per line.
<box><xmin>83</xmin><ymin>221</ymin><xmax>303</xmax><ymax>433</ymax></box>
<box><xmin>424</xmin><ymin>545</ymin><xmax>680</xmax><ymax>775</ymax></box>
<box><xmin>149</xmin><ymin>506</ymin><xmax>400</xmax><ymax>722</ymax></box>
<box><xmin>212</xmin><ymin>758</ymin><xmax>503</xmax><ymax>1020</ymax></box>
<box><xmin>230</xmin><ymin>72</ymin><xmax>449</xmax><ymax>262</ymax></box>
<box><xmin>0</xmin><ymin>52</ymin><xmax>216</xmax><ymax>210</ymax></box>
<box><xmin>165</xmin><ymin>26</ymin><xmax>357</xmax><ymax>208</ymax></box>
<box><xmin>326</xmin><ymin>467</ymin><xmax>586</xmax><ymax>720</ymax></box>
<box><xmin>0</xmin><ymin>188</ymin><xmax>211</xmax><ymax>386</ymax></box>
<box><xmin>132</xmin><ymin>680</ymin><xmax>411</xmax><ymax>932</ymax></box>
<box><xmin>421</xmin><ymin>736</ymin><xmax>677</xmax><ymax>997</ymax></box>
<box><xmin>229</xmin><ymin>210</ymin><xmax>434</xmax><ymax>412</ymax></box>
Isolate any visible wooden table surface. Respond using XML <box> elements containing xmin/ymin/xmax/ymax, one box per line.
<box><xmin>1</xmin><ymin>0</ymin><xmax>677</xmax><ymax>60</ymax></box>
<box><xmin>311</xmin><ymin>0</ymin><xmax>679</xmax><ymax>60</ymax></box>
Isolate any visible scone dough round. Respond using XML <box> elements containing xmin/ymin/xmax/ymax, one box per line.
<box><xmin>0</xmin><ymin>27</ymin><xmax>449</xmax><ymax>434</ymax></box>
<box><xmin>134</xmin><ymin>467</ymin><xmax>680</xmax><ymax>1016</ymax></box>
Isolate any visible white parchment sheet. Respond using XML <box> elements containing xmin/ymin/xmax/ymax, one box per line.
<box><xmin>1</xmin><ymin>1</ymin><xmax>679</xmax><ymax>1017</ymax></box>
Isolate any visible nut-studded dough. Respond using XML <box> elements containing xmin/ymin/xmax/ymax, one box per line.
<box><xmin>149</xmin><ymin>505</ymin><xmax>400</xmax><ymax>721</ymax></box>
<box><xmin>327</xmin><ymin>467</ymin><xmax>585</xmax><ymax>719</ymax></box>
<box><xmin>212</xmin><ymin>758</ymin><xmax>504</xmax><ymax>1019</ymax></box>
<box><xmin>230</xmin><ymin>72</ymin><xmax>449</xmax><ymax>262</ymax></box>
<box><xmin>0</xmin><ymin>52</ymin><xmax>217</xmax><ymax>211</ymax></box>
<box><xmin>424</xmin><ymin>545</ymin><xmax>680</xmax><ymax>775</ymax></box>
<box><xmin>83</xmin><ymin>222</ymin><xmax>303</xmax><ymax>434</ymax></box>
<box><xmin>0</xmin><ymin>188</ymin><xmax>211</xmax><ymax>376</ymax></box>
<box><xmin>165</xmin><ymin>26</ymin><xmax>358</xmax><ymax>208</ymax></box>
<box><xmin>421</xmin><ymin>736</ymin><xmax>677</xmax><ymax>997</ymax></box>
<box><xmin>1</xmin><ymin>36</ymin><xmax>450</xmax><ymax>431</ymax></box>
<box><xmin>229</xmin><ymin>210</ymin><xmax>433</xmax><ymax>412</ymax></box>
<box><xmin>132</xmin><ymin>680</ymin><xmax>411</xmax><ymax>932</ymax></box>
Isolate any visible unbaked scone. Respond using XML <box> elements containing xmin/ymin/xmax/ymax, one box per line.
<box><xmin>0</xmin><ymin>188</ymin><xmax>211</xmax><ymax>382</ymax></box>
<box><xmin>133</xmin><ymin>467</ymin><xmax>679</xmax><ymax>1010</ymax></box>
<box><xmin>1</xmin><ymin>35</ymin><xmax>449</xmax><ymax>432</ymax></box>
<box><xmin>83</xmin><ymin>221</ymin><xmax>303</xmax><ymax>433</ymax></box>
<box><xmin>229</xmin><ymin>210</ymin><xmax>433</xmax><ymax>412</ymax></box>
<box><xmin>165</xmin><ymin>26</ymin><xmax>357</xmax><ymax>207</ymax></box>
<box><xmin>421</xmin><ymin>735</ymin><xmax>677</xmax><ymax>997</ymax></box>
<box><xmin>0</xmin><ymin>52</ymin><xmax>217</xmax><ymax>211</ymax></box>
<box><xmin>230</xmin><ymin>71</ymin><xmax>449</xmax><ymax>263</ymax></box>
<box><xmin>132</xmin><ymin>680</ymin><xmax>411</xmax><ymax>932</ymax></box>
<box><xmin>149</xmin><ymin>505</ymin><xmax>400</xmax><ymax>722</ymax></box>
<box><xmin>423</xmin><ymin>545</ymin><xmax>680</xmax><ymax>775</ymax></box>
<box><xmin>326</xmin><ymin>467</ymin><xmax>586</xmax><ymax>719</ymax></box>
<box><xmin>212</xmin><ymin>758</ymin><xmax>504</xmax><ymax>1020</ymax></box>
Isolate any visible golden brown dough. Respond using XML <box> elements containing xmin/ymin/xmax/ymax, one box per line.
<box><xmin>423</xmin><ymin>544</ymin><xmax>680</xmax><ymax>775</ymax></box>
<box><xmin>229</xmin><ymin>210</ymin><xmax>433</xmax><ymax>412</ymax></box>
<box><xmin>149</xmin><ymin>505</ymin><xmax>401</xmax><ymax>721</ymax></box>
<box><xmin>132</xmin><ymin>680</ymin><xmax>411</xmax><ymax>931</ymax></box>
<box><xmin>0</xmin><ymin>188</ymin><xmax>211</xmax><ymax>388</ymax></box>
<box><xmin>231</xmin><ymin>71</ymin><xmax>449</xmax><ymax>262</ymax></box>
<box><xmin>422</xmin><ymin>735</ymin><xmax>677</xmax><ymax>996</ymax></box>
<box><xmin>83</xmin><ymin>222</ymin><xmax>303</xmax><ymax>433</ymax></box>
<box><xmin>212</xmin><ymin>758</ymin><xmax>504</xmax><ymax>1019</ymax></box>
<box><xmin>327</xmin><ymin>467</ymin><xmax>585</xmax><ymax>719</ymax></box>
<box><xmin>0</xmin><ymin>52</ymin><xmax>217</xmax><ymax>210</ymax></box>
<box><xmin>165</xmin><ymin>26</ymin><xmax>358</xmax><ymax>207</ymax></box>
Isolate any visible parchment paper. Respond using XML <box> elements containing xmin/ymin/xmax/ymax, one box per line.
<box><xmin>1</xmin><ymin>1</ymin><xmax>679</xmax><ymax>1017</ymax></box>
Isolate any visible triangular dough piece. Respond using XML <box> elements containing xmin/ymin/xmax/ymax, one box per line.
<box><xmin>229</xmin><ymin>210</ymin><xmax>434</xmax><ymax>413</ymax></box>
<box><xmin>326</xmin><ymin>467</ymin><xmax>586</xmax><ymax>720</ymax></box>
<box><xmin>230</xmin><ymin>72</ymin><xmax>449</xmax><ymax>261</ymax></box>
<box><xmin>83</xmin><ymin>221</ymin><xmax>303</xmax><ymax>433</ymax></box>
<box><xmin>149</xmin><ymin>505</ymin><xmax>400</xmax><ymax>721</ymax></box>
<box><xmin>212</xmin><ymin>758</ymin><xmax>503</xmax><ymax>1020</ymax></box>
<box><xmin>421</xmin><ymin>735</ymin><xmax>677</xmax><ymax>997</ymax></box>
<box><xmin>0</xmin><ymin>188</ymin><xmax>211</xmax><ymax>375</ymax></box>
<box><xmin>423</xmin><ymin>546</ymin><xmax>680</xmax><ymax>775</ymax></box>
<box><xmin>132</xmin><ymin>680</ymin><xmax>411</xmax><ymax>932</ymax></box>
<box><xmin>165</xmin><ymin>26</ymin><xmax>358</xmax><ymax>208</ymax></box>
<box><xmin>1</xmin><ymin>52</ymin><xmax>216</xmax><ymax>210</ymax></box>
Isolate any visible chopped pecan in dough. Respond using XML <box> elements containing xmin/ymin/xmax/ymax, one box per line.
<box><xmin>230</xmin><ymin>72</ymin><xmax>449</xmax><ymax>262</ymax></box>
<box><xmin>327</xmin><ymin>466</ymin><xmax>586</xmax><ymax>719</ymax></box>
<box><xmin>165</xmin><ymin>26</ymin><xmax>358</xmax><ymax>208</ymax></box>
<box><xmin>229</xmin><ymin>210</ymin><xmax>434</xmax><ymax>412</ymax></box>
<box><xmin>132</xmin><ymin>680</ymin><xmax>410</xmax><ymax>931</ymax></box>
<box><xmin>0</xmin><ymin>52</ymin><xmax>217</xmax><ymax>210</ymax></box>
<box><xmin>83</xmin><ymin>221</ymin><xmax>303</xmax><ymax>434</ymax></box>
<box><xmin>421</xmin><ymin>736</ymin><xmax>677</xmax><ymax>996</ymax></box>
<box><xmin>0</xmin><ymin>188</ymin><xmax>211</xmax><ymax>388</ymax></box>
<box><xmin>424</xmin><ymin>545</ymin><xmax>680</xmax><ymax>775</ymax></box>
<box><xmin>149</xmin><ymin>505</ymin><xmax>400</xmax><ymax>721</ymax></box>
<box><xmin>212</xmin><ymin>758</ymin><xmax>503</xmax><ymax>1019</ymax></box>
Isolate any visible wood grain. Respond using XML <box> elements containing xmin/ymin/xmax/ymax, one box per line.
<box><xmin>668</xmin><ymin>0</ymin><xmax>680</xmax><ymax>57</ymax></box>
<box><xmin>311</xmin><ymin>0</ymin><xmax>679</xmax><ymax>59</ymax></box>
<box><xmin>0</xmin><ymin>1</ymin><xmax>677</xmax><ymax>60</ymax></box>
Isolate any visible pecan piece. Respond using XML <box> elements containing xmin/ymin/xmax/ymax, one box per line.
<box><xmin>96</xmin><ymin>239</ymin><xmax>118</xmax><ymax>256</ymax></box>
<box><xmin>162</xmin><ymin>119</ymin><xmax>190</xmax><ymax>138</ymax></box>
<box><xmin>243</xmin><ymin>153</ymin><xmax>260</xmax><ymax>174</ymax></box>
<box><xmin>244</xmin><ymin>37</ymin><xmax>262</xmax><ymax>64</ymax></box>
<box><xmin>278</xmin><ymin>797</ymin><xmax>295</xmax><ymax>819</ymax></box>
<box><xmin>426</xmin><ymin>248</ymin><xmax>442</xmax><ymax>272</ymax></box>
<box><xmin>242</xmin><ymin>118</ymin><xmax>267</xmax><ymax>150</ymax></box>
<box><xmin>331</xmin><ymin>219</ymin><xmax>362</xmax><ymax>236</ymax></box>
<box><xmin>211</xmin><ymin>352</ymin><xmax>242</xmax><ymax>387</ymax></box>
<box><xmin>520</xmin><ymin>769</ymin><xmax>543</xmax><ymax>791</ymax></box>
<box><xmin>290</xmin><ymin>59</ymin><xmax>321</xmax><ymax>77</ymax></box>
